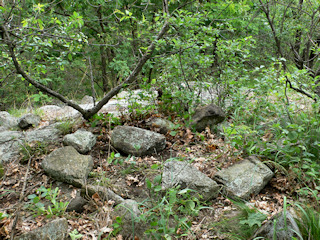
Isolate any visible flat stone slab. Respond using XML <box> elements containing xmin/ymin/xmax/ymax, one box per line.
<box><xmin>162</xmin><ymin>160</ymin><xmax>220</xmax><ymax>201</ymax></box>
<box><xmin>214</xmin><ymin>156</ymin><xmax>274</xmax><ymax>199</ymax></box>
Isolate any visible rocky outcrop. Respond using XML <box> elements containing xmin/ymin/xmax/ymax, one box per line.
<box><xmin>191</xmin><ymin>104</ymin><xmax>226</xmax><ymax>132</ymax></box>
<box><xmin>111</xmin><ymin>126</ymin><xmax>166</xmax><ymax>156</ymax></box>
<box><xmin>162</xmin><ymin>160</ymin><xmax>220</xmax><ymax>201</ymax></box>
<box><xmin>63</xmin><ymin>129</ymin><xmax>96</xmax><ymax>154</ymax></box>
<box><xmin>214</xmin><ymin>156</ymin><xmax>274</xmax><ymax>199</ymax></box>
<box><xmin>18</xmin><ymin>114</ymin><xmax>41</xmax><ymax>129</ymax></box>
<box><xmin>14</xmin><ymin>218</ymin><xmax>68</xmax><ymax>240</ymax></box>
<box><xmin>42</xmin><ymin>146</ymin><xmax>93</xmax><ymax>187</ymax></box>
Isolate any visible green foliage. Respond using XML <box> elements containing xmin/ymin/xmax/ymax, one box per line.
<box><xmin>55</xmin><ymin>121</ymin><xmax>75</xmax><ymax>135</ymax></box>
<box><xmin>139</xmin><ymin>174</ymin><xmax>209</xmax><ymax>239</ymax></box>
<box><xmin>0</xmin><ymin>212</ymin><xmax>8</xmax><ymax>220</ymax></box>
<box><xmin>27</xmin><ymin>186</ymin><xmax>69</xmax><ymax>218</ymax></box>
<box><xmin>20</xmin><ymin>141</ymin><xmax>48</xmax><ymax>163</ymax></box>
<box><xmin>69</xmin><ymin>229</ymin><xmax>83</xmax><ymax>240</ymax></box>
<box><xmin>295</xmin><ymin>203</ymin><xmax>320</xmax><ymax>240</ymax></box>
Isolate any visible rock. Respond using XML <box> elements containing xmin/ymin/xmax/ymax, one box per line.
<box><xmin>66</xmin><ymin>192</ymin><xmax>88</xmax><ymax>213</ymax></box>
<box><xmin>146</xmin><ymin>118</ymin><xmax>175</xmax><ymax>134</ymax></box>
<box><xmin>39</xmin><ymin>105</ymin><xmax>64</xmax><ymax>121</ymax></box>
<box><xmin>0</xmin><ymin>111</ymin><xmax>18</xmax><ymax>130</ymax></box>
<box><xmin>14</xmin><ymin>218</ymin><xmax>68</xmax><ymax>240</ymax></box>
<box><xmin>162</xmin><ymin>160</ymin><xmax>220</xmax><ymax>201</ymax></box>
<box><xmin>0</xmin><ymin>131</ymin><xmax>24</xmax><ymax>163</ymax></box>
<box><xmin>63</xmin><ymin>129</ymin><xmax>96</xmax><ymax>154</ymax></box>
<box><xmin>80</xmin><ymin>95</ymin><xmax>94</xmax><ymax>104</ymax></box>
<box><xmin>81</xmin><ymin>184</ymin><xmax>124</xmax><ymax>205</ymax></box>
<box><xmin>253</xmin><ymin>211</ymin><xmax>301</xmax><ymax>240</ymax></box>
<box><xmin>111</xmin><ymin>126</ymin><xmax>166</xmax><ymax>156</ymax></box>
<box><xmin>18</xmin><ymin>114</ymin><xmax>41</xmax><ymax>129</ymax></box>
<box><xmin>42</xmin><ymin>146</ymin><xmax>93</xmax><ymax>187</ymax></box>
<box><xmin>190</xmin><ymin>104</ymin><xmax>226</xmax><ymax>132</ymax></box>
<box><xmin>114</xmin><ymin>199</ymin><xmax>146</xmax><ymax>239</ymax></box>
<box><xmin>214</xmin><ymin>156</ymin><xmax>274</xmax><ymax>199</ymax></box>
<box><xmin>24</xmin><ymin>123</ymin><xmax>62</xmax><ymax>142</ymax></box>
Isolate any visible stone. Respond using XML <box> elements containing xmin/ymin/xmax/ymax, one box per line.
<box><xmin>111</xmin><ymin>126</ymin><xmax>166</xmax><ymax>156</ymax></box>
<box><xmin>24</xmin><ymin>123</ymin><xmax>62</xmax><ymax>142</ymax></box>
<box><xmin>80</xmin><ymin>95</ymin><xmax>95</xmax><ymax>104</ymax></box>
<box><xmin>113</xmin><ymin>199</ymin><xmax>146</xmax><ymax>239</ymax></box>
<box><xmin>0</xmin><ymin>111</ymin><xmax>18</xmax><ymax>130</ymax></box>
<box><xmin>14</xmin><ymin>218</ymin><xmax>68</xmax><ymax>240</ymax></box>
<box><xmin>63</xmin><ymin>129</ymin><xmax>96</xmax><ymax>154</ymax></box>
<box><xmin>191</xmin><ymin>104</ymin><xmax>226</xmax><ymax>132</ymax></box>
<box><xmin>253</xmin><ymin>211</ymin><xmax>301</xmax><ymax>240</ymax></box>
<box><xmin>66</xmin><ymin>192</ymin><xmax>88</xmax><ymax>213</ymax></box>
<box><xmin>42</xmin><ymin>146</ymin><xmax>93</xmax><ymax>187</ymax></box>
<box><xmin>39</xmin><ymin>105</ymin><xmax>64</xmax><ymax>121</ymax></box>
<box><xmin>18</xmin><ymin>114</ymin><xmax>41</xmax><ymax>129</ymax></box>
<box><xmin>214</xmin><ymin>156</ymin><xmax>274</xmax><ymax>199</ymax></box>
<box><xmin>162</xmin><ymin>160</ymin><xmax>220</xmax><ymax>201</ymax></box>
<box><xmin>0</xmin><ymin>131</ymin><xmax>23</xmax><ymax>163</ymax></box>
<box><xmin>146</xmin><ymin>118</ymin><xmax>175</xmax><ymax>134</ymax></box>
<box><xmin>81</xmin><ymin>184</ymin><xmax>124</xmax><ymax>205</ymax></box>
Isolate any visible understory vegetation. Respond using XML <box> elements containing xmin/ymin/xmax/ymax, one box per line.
<box><xmin>2</xmin><ymin>0</ymin><xmax>320</xmax><ymax>239</ymax></box>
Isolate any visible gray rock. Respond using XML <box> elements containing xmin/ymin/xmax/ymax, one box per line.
<box><xmin>191</xmin><ymin>104</ymin><xmax>226</xmax><ymax>132</ymax></box>
<box><xmin>24</xmin><ymin>123</ymin><xmax>62</xmax><ymax>142</ymax></box>
<box><xmin>146</xmin><ymin>118</ymin><xmax>175</xmax><ymax>134</ymax></box>
<box><xmin>111</xmin><ymin>126</ymin><xmax>166</xmax><ymax>156</ymax></box>
<box><xmin>63</xmin><ymin>129</ymin><xmax>96</xmax><ymax>154</ymax></box>
<box><xmin>114</xmin><ymin>199</ymin><xmax>146</xmax><ymax>239</ymax></box>
<box><xmin>0</xmin><ymin>131</ymin><xmax>24</xmax><ymax>163</ymax></box>
<box><xmin>253</xmin><ymin>211</ymin><xmax>302</xmax><ymax>240</ymax></box>
<box><xmin>0</xmin><ymin>111</ymin><xmax>18</xmax><ymax>130</ymax></box>
<box><xmin>80</xmin><ymin>95</ymin><xmax>94</xmax><ymax>104</ymax></box>
<box><xmin>42</xmin><ymin>146</ymin><xmax>93</xmax><ymax>187</ymax></box>
<box><xmin>66</xmin><ymin>192</ymin><xmax>88</xmax><ymax>213</ymax></box>
<box><xmin>18</xmin><ymin>114</ymin><xmax>41</xmax><ymax>129</ymax></box>
<box><xmin>14</xmin><ymin>218</ymin><xmax>68</xmax><ymax>240</ymax></box>
<box><xmin>162</xmin><ymin>160</ymin><xmax>220</xmax><ymax>201</ymax></box>
<box><xmin>81</xmin><ymin>184</ymin><xmax>124</xmax><ymax>205</ymax></box>
<box><xmin>214</xmin><ymin>156</ymin><xmax>274</xmax><ymax>199</ymax></box>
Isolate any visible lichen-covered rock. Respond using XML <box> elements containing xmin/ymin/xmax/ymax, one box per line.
<box><xmin>0</xmin><ymin>131</ymin><xmax>23</xmax><ymax>163</ymax></box>
<box><xmin>191</xmin><ymin>104</ymin><xmax>226</xmax><ymax>132</ymax></box>
<box><xmin>14</xmin><ymin>218</ymin><xmax>68</xmax><ymax>240</ymax></box>
<box><xmin>63</xmin><ymin>129</ymin><xmax>96</xmax><ymax>153</ymax></box>
<box><xmin>18</xmin><ymin>114</ymin><xmax>41</xmax><ymax>129</ymax></box>
<box><xmin>162</xmin><ymin>160</ymin><xmax>220</xmax><ymax>201</ymax></box>
<box><xmin>111</xmin><ymin>126</ymin><xmax>166</xmax><ymax>156</ymax></box>
<box><xmin>214</xmin><ymin>156</ymin><xmax>274</xmax><ymax>199</ymax></box>
<box><xmin>42</xmin><ymin>146</ymin><xmax>93</xmax><ymax>187</ymax></box>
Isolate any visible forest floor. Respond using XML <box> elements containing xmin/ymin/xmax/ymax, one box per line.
<box><xmin>0</xmin><ymin>105</ymin><xmax>312</xmax><ymax>239</ymax></box>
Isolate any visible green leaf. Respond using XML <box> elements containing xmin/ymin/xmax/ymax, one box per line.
<box><xmin>68</xmin><ymin>53</ymin><xmax>72</xmax><ymax>61</ymax></box>
<box><xmin>170</xmin><ymin>131</ymin><xmax>177</xmax><ymax>136</ymax></box>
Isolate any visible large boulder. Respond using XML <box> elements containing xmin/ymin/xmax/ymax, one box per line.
<box><xmin>111</xmin><ymin>126</ymin><xmax>166</xmax><ymax>156</ymax></box>
<box><xmin>63</xmin><ymin>129</ymin><xmax>96</xmax><ymax>154</ymax></box>
<box><xmin>162</xmin><ymin>160</ymin><xmax>220</xmax><ymax>201</ymax></box>
<box><xmin>14</xmin><ymin>218</ymin><xmax>68</xmax><ymax>240</ymax></box>
<box><xmin>0</xmin><ymin>111</ymin><xmax>19</xmax><ymax>130</ymax></box>
<box><xmin>42</xmin><ymin>146</ymin><xmax>93</xmax><ymax>187</ymax></box>
<box><xmin>18</xmin><ymin>114</ymin><xmax>41</xmax><ymax>129</ymax></box>
<box><xmin>214</xmin><ymin>156</ymin><xmax>274</xmax><ymax>199</ymax></box>
<box><xmin>191</xmin><ymin>104</ymin><xmax>226</xmax><ymax>132</ymax></box>
<box><xmin>80</xmin><ymin>95</ymin><xmax>94</xmax><ymax>104</ymax></box>
<box><xmin>253</xmin><ymin>211</ymin><xmax>301</xmax><ymax>240</ymax></box>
